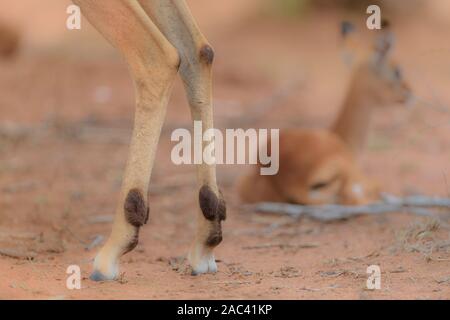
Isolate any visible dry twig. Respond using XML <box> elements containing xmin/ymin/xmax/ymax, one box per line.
<box><xmin>243</xmin><ymin>193</ymin><xmax>450</xmax><ymax>222</ymax></box>
<box><xmin>0</xmin><ymin>248</ymin><xmax>36</xmax><ymax>260</ymax></box>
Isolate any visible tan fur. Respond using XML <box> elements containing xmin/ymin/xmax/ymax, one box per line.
<box><xmin>334</xmin><ymin>22</ymin><xmax>411</xmax><ymax>154</ymax></box>
<box><xmin>238</xmin><ymin>129</ymin><xmax>380</xmax><ymax>205</ymax></box>
<box><xmin>332</xmin><ymin>61</ymin><xmax>411</xmax><ymax>154</ymax></box>
<box><xmin>74</xmin><ymin>0</ymin><xmax>223</xmax><ymax>280</ymax></box>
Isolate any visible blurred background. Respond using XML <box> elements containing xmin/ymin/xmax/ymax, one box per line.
<box><xmin>0</xmin><ymin>0</ymin><xmax>449</xmax><ymax>299</ymax></box>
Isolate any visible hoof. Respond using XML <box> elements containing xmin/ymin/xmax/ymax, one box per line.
<box><xmin>90</xmin><ymin>270</ymin><xmax>116</xmax><ymax>282</ymax></box>
<box><xmin>91</xmin><ymin>249</ymin><xmax>119</xmax><ymax>282</ymax></box>
<box><xmin>189</xmin><ymin>252</ymin><xmax>217</xmax><ymax>276</ymax></box>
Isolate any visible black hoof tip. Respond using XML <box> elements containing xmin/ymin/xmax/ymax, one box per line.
<box><xmin>90</xmin><ymin>270</ymin><xmax>113</xmax><ymax>282</ymax></box>
<box><xmin>191</xmin><ymin>270</ymin><xmax>200</xmax><ymax>276</ymax></box>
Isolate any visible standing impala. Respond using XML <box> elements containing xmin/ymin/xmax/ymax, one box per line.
<box><xmin>72</xmin><ymin>0</ymin><xmax>226</xmax><ymax>281</ymax></box>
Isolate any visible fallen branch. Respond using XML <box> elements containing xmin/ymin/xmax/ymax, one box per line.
<box><xmin>244</xmin><ymin>194</ymin><xmax>450</xmax><ymax>222</ymax></box>
<box><xmin>380</xmin><ymin>193</ymin><xmax>450</xmax><ymax>207</ymax></box>
<box><xmin>242</xmin><ymin>242</ymin><xmax>319</xmax><ymax>250</ymax></box>
<box><xmin>0</xmin><ymin>248</ymin><xmax>36</xmax><ymax>260</ymax></box>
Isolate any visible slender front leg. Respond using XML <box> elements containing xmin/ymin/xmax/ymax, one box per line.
<box><xmin>73</xmin><ymin>0</ymin><xmax>180</xmax><ymax>281</ymax></box>
<box><xmin>138</xmin><ymin>0</ymin><xmax>226</xmax><ymax>274</ymax></box>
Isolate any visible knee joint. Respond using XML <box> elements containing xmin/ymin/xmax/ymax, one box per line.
<box><xmin>199</xmin><ymin>44</ymin><xmax>214</xmax><ymax>65</ymax></box>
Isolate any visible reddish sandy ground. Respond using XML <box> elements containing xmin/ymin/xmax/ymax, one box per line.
<box><xmin>0</xmin><ymin>0</ymin><xmax>449</xmax><ymax>299</ymax></box>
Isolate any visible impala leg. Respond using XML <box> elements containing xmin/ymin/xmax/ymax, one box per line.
<box><xmin>73</xmin><ymin>0</ymin><xmax>180</xmax><ymax>281</ymax></box>
<box><xmin>138</xmin><ymin>0</ymin><xmax>226</xmax><ymax>274</ymax></box>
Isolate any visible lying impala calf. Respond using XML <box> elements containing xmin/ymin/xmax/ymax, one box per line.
<box><xmin>239</xmin><ymin>22</ymin><xmax>411</xmax><ymax>205</ymax></box>
<box><xmin>73</xmin><ymin>0</ymin><xmax>225</xmax><ymax>281</ymax></box>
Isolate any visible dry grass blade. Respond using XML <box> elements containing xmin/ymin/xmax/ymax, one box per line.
<box><xmin>242</xmin><ymin>242</ymin><xmax>319</xmax><ymax>250</ymax></box>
